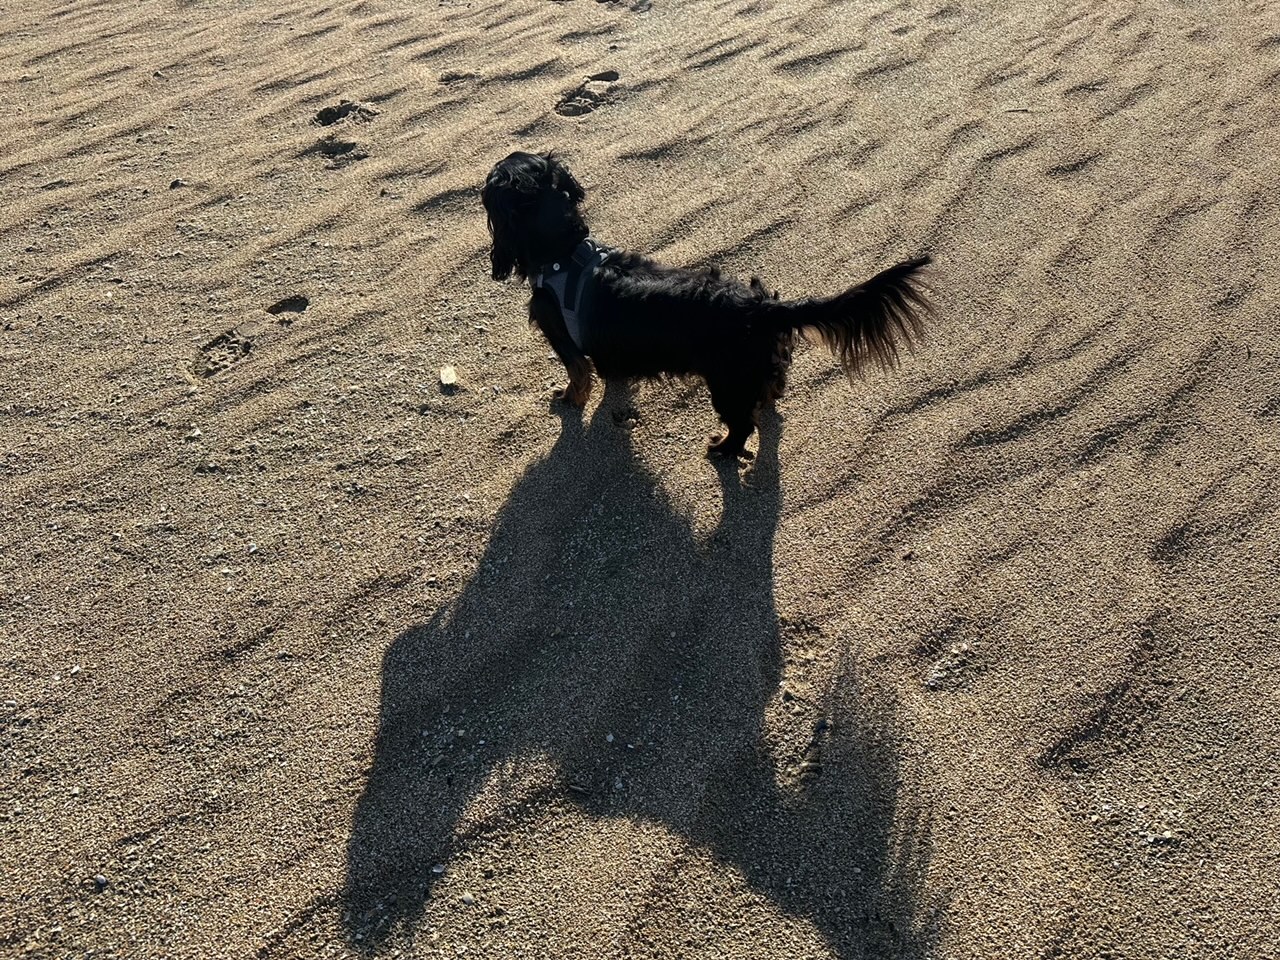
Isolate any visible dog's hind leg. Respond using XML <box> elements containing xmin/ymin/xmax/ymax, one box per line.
<box><xmin>764</xmin><ymin>332</ymin><xmax>795</xmax><ymax>404</ymax></box>
<box><xmin>706</xmin><ymin>376</ymin><xmax>759</xmax><ymax>460</ymax></box>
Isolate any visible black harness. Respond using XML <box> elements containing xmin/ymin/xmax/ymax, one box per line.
<box><xmin>530</xmin><ymin>239</ymin><xmax>610</xmax><ymax>350</ymax></box>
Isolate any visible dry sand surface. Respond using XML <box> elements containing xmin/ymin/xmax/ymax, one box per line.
<box><xmin>3</xmin><ymin>0</ymin><xmax>1279</xmax><ymax>957</ymax></box>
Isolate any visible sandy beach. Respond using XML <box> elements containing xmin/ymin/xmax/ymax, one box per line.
<box><xmin>2</xmin><ymin>0</ymin><xmax>1278</xmax><ymax>957</ymax></box>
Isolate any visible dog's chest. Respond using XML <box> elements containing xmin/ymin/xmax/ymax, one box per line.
<box><xmin>531</xmin><ymin>239</ymin><xmax>608</xmax><ymax>350</ymax></box>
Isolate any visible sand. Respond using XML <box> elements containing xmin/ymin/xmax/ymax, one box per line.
<box><xmin>2</xmin><ymin>0</ymin><xmax>1278</xmax><ymax>957</ymax></box>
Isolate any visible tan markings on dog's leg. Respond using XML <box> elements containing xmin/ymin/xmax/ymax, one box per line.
<box><xmin>556</xmin><ymin>357</ymin><xmax>592</xmax><ymax>407</ymax></box>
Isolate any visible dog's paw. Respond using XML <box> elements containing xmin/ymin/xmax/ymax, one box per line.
<box><xmin>552</xmin><ymin>386</ymin><xmax>589</xmax><ymax>408</ymax></box>
<box><xmin>707</xmin><ymin>435</ymin><xmax>753</xmax><ymax>460</ymax></box>
<box><xmin>611</xmin><ymin>405</ymin><xmax>641</xmax><ymax>429</ymax></box>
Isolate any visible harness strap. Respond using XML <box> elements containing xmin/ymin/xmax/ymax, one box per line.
<box><xmin>532</xmin><ymin>239</ymin><xmax>608</xmax><ymax>350</ymax></box>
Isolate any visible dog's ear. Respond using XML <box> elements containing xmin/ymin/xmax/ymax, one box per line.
<box><xmin>482</xmin><ymin>171</ymin><xmax>518</xmax><ymax>280</ymax></box>
<box><xmin>490</xmin><ymin>225</ymin><xmax>517</xmax><ymax>281</ymax></box>
<box><xmin>546</xmin><ymin>154</ymin><xmax>585</xmax><ymax>203</ymax></box>
<box><xmin>487</xmin><ymin>204</ymin><xmax>518</xmax><ymax>280</ymax></box>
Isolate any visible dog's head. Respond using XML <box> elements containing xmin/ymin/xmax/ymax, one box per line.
<box><xmin>481</xmin><ymin>151</ymin><xmax>588</xmax><ymax>281</ymax></box>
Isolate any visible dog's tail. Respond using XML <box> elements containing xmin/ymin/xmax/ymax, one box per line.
<box><xmin>768</xmin><ymin>255</ymin><xmax>932</xmax><ymax>375</ymax></box>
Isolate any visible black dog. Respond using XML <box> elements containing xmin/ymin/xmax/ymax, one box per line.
<box><xmin>482</xmin><ymin>150</ymin><xmax>932</xmax><ymax>458</ymax></box>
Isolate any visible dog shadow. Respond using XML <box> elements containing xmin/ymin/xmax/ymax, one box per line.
<box><xmin>343</xmin><ymin>387</ymin><xmax>937</xmax><ymax>958</ymax></box>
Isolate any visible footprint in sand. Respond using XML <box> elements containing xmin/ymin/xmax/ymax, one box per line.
<box><xmin>193</xmin><ymin>324</ymin><xmax>257</xmax><ymax>378</ymax></box>
<box><xmin>192</xmin><ymin>294</ymin><xmax>306</xmax><ymax>377</ymax></box>
<box><xmin>304</xmin><ymin>137</ymin><xmax>369</xmax><ymax>169</ymax></box>
<box><xmin>555</xmin><ymin>70</ymin><xmax>620</xmax><ymax>117</ymax></box>
<box><xmin>313</xmin><ymin>100</ymin><xmax>379</xmax><ymax>126</ymax></box>
<box><xmin>266</xmin><ymin>294</ymin><xmax>309</xmax><ymax>325</ymax></box>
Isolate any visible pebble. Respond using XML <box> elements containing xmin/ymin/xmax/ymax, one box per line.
<box><xmin>93</xmin><ymin>874</ymin><xmax>108</xmax><ymax>892</ymax></box>
<box><xmin>461</xmin><ymin>892</ymin><xmax>475</xmax><ymax>906</ymax></box>
<box><xmin>431</xmin><ymin>863</ymin><xmax>445</xmax><ymax>875</ymax></box>
<box><xmin>439</xmin><ymin>365</ymin><xmax>458</xmax><ymax>387</ymax></box>
<box><xmin>605</xmin><ymin>733</ymin><xmax>614</xmax><ymax>743</ymax></box>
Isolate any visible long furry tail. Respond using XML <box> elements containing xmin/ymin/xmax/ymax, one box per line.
<box><xmin>770</xmin><ymin>255</ymin><xmax>932</xmax><ymax>375</ymax></box>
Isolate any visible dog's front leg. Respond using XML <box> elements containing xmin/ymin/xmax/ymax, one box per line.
<box><xmin>530</xmin><ymin>292</ymin><xmax>592</xmax><ymax>407</ymax></box>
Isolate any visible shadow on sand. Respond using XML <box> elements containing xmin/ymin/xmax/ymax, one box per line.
<box><xmin>343</xmin><ymin>387</ymin><xmax>936</xmax><ymax>957</ymax></box>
